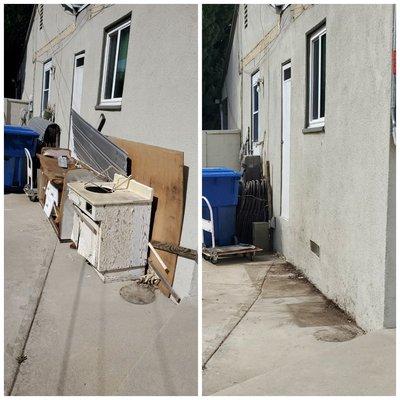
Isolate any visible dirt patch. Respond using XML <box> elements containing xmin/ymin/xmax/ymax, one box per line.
<box><xmin>287</xmin><ymin>300</ymin><xmax>352</xmax><ymax>327</ymax></box>
<box><xmin>120</xmin><ymin>282</ymin><xmax>156</xmax><ymax>304</ymax></box>
<box><xmin>264</xmin><ymin>263</ymin><xmax>361</xmax><ymax>333</ymax></box>
<box><xmin>262</xmin><ymin>263</ymin><xmax>320</xmax><ymax>299</ymax></box>
<box><xmin>262</xmin><ymin>275</ymin><xmax>319</xmax><ymax>299</ymax></box>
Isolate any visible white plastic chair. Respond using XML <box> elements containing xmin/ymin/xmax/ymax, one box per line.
<box><xmin>24</xmin><ymin>148</ymin><xmax>34</xmax><ymax>191</ymax></box>
<box><xmin>202</xmin><ymin>196</ymin><xmax>216</xmax><ymax>248</ymax></box>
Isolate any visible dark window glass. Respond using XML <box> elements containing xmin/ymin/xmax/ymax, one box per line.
<box><xmin>44</xmin><ymin>70</ymin><xmax>50</xmax><ymax>90</ymax></box>
<box><xmin>253</xmin><ymin>85</ymin><xmax>259</xmax><ymax>111</ymax></box>
<box><xmin>284</xmin><ymin>67</ymin><xmax>291</xmax><ymax>81</ymax></box>
<box><xmin>76</xmin><ymin>57</ymin><xmax>84</xmax><ymax>67</ymax></box>
<box><xmin>253</xmin><ymin>113</ymin><xmax>258</xmax><ymax>142</ymax></box>
<box><xmin>114</xmin><ymin>26</ymin><xmax>130</xmax><ymax>98</ymax></box>
<box><xmin>43</xmin><ymin>91</ymin><xmax>48</xmax><ymax>110</ymax></box>
<box><xmin>312</xmin><ymin>38</ymin><xmax>319</xmax><ymax>120</ymax></box>
<box><xmin>320</xmin><ymin>33</ymin><xmax>326</xmax><ymax>117</ymax></box>
<box><xmin>104</xmin><ymin>31</ymin><xmax>118</xmax><ymax>99</ymax></box>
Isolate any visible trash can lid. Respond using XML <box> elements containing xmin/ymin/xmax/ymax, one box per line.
<box><xmin>202</xmin><ymin>167</ymin><xmax>241</xmax><ymax>179</ymax></box>
<box><xmin>4</xmin><ymin>125</ymin><xmax>39</xmax><ymax>138</ymax></box>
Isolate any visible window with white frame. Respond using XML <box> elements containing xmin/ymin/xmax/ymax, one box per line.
<box><xmin>308</xmin><ymin>24</ymin><xmax>326</xmax><ymax>127</ymax></box>
<box><xmin>251</xmin><ymin>71</ymin><xmax>260</xmax><ymax>142</ymax></box>
<box><xmin>100</xmin><ymin>19</ymin><xmax>131</xmax><ymax>106</ymax></box>
<box><xmin>41</xmin><ymin>60</ymin><xmax>52</xmax><ymax>114</ymax></box>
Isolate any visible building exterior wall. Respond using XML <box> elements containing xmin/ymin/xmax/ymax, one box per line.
<box><xmin>20</xmin><ymin>4</ymin><xmax>198</xmax><ymax>297</ymax></box>
<box><xmin>223</xmin><ymin>4</ymin><xmax>395</xmax><ymax>331</ymax></box>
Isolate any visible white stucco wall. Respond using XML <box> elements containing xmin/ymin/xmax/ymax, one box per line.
<box><xmin>223</xmin><ymin>4</ymin><xmax>395</xmax><ymax>331</ymax></box>
<box><xmin>21</xmin><ymin>4</ymin><xmax>198</xmax><ymax>297</ymax></box>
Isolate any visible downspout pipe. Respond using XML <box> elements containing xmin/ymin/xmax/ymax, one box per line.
<box><xmin>390</xmin><ymin>4</ymin><xmax>396</xmax><ymax>144</ymax></box>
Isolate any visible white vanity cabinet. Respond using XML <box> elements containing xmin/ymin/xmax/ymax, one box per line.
<box><xmin>68</xmin><ymin>175</ymin><xmax>153</xmax><ymax>281</ymax></box>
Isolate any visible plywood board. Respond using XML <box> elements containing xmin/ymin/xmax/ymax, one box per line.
<box><xmin>110</xmin><ymin>137</ymin><xmax>184</xmax><ymax>296</ymax></box>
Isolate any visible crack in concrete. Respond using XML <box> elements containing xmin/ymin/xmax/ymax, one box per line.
<box><xmin>202</xmin><ymin>265</ymin><xmax>272</xmax><ymax>370</ymax></box>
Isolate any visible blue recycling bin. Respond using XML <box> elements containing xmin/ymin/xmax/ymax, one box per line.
<box><xmin>4</xmin><ymin>125</ymin><xmax>39</xmax><ymax>192</ymax></box>
<box><xmin>202</xmin><ymin>167</ymin><xmax>241</xmax><ymax>247</ymax></box>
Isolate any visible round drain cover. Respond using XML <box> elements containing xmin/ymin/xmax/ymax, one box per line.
<box><xmin>120</xmin><ymin>282</ymin><xmax>156</xmax><ymax>305</ymax></box>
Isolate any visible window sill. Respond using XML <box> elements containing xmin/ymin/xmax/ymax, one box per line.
<box><xmin>303</xmin><ymin>125</ymin><xmax>325</xmax><ymax>134</ymax></box>
<box><xmin>95</xmin><ymin>104</ymin><xmax>122</xmax><ymax>111</ymax></box>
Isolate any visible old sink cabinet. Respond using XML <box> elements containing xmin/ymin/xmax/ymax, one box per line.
<box><xmin>68</xmin><ymin>175</ymin><xmax>153</xmax><ymax>282</ymax></box>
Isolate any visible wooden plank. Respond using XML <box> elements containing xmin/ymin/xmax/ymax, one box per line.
<box><xmin>34</xmin><ymin>23</ymin><xmax>76</xmax><ymax>61</ymax></box>
<box><xmin>110</xmin><ymin>137</ymin><xmax>184</xmax><ymax>296</ymax></box>
<box><xmin>242</xmin><ymin>21</ymin><xmax>280</xmax><ymax>67</ymax></box>
<box><xmin>151</xmin><ymin>240</ymin><xmax>197</xmax><ymax>261</ymax></box>
<box><xmin>148</xmin><ymin>260</ymin><xmax>181</xmax><ymax>304</ymax></box>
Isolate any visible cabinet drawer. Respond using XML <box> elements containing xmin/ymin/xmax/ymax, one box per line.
<box><xmin>74</xmin><ymin>205</ymin><xmax>100</xmax><ymax>267</ymax></box>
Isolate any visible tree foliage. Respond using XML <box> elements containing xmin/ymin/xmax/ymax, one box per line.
<box><xmin>202</xmin><ymin>4</ymin><xmax>235</xmax><ymax>129</ymax></box>
<box><xmin>4</xmin><ymin>4</ymin><xmax>34</xmax><ymax>98</ymax></box>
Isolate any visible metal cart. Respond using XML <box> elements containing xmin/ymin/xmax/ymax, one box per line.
<box><xmin>202</xmin><ymin>196</ymin><xmax>262</xmax><ymax>264</ymax></box>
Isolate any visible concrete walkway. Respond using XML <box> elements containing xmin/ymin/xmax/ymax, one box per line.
<box><xmin>5</xmin><ymin>194</ymin><xmax>197</xmax><ymax>396</ymax></box>
<box><xmin>203</xmin><ymin>257</ymin><xmax>395</xmax><ymax>396</ymax></box>
<box><xmin>4</xmin><ymin>194</ymin><xmax>58</xmax><ymax>395</ymax></box>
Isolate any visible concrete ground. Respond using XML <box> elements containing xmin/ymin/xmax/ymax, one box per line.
<box><xmin>5</xmin><ymin>194</ymin><xmax>197</xmax><ymax>396</ymax></box>
<box><xmin>203</xmin><ymin>256</ymin><xmax>396</xmax><ymax>396</ymax></box>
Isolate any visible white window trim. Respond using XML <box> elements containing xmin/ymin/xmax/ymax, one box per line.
<box><xmin>41</xmin><ymin>60</ymin><xmax>52</xmax><ymax>114</ymax></box>
<box><xmin>308</xmin><ymin>25</ymin><xmax>326</xmax><ymax>128</ymax></box>
<box><xmin>251</xmin><ymin>70</ymin><xmax>260</xmax><ymax>143</ymax></box>
<box><xmin>100</xmin><ymin>19</ymin><xmax>131</xmax><ymax>106</ymax></box>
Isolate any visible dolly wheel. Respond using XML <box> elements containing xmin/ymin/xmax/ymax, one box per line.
<box><xmin>29</xmin><ymin>194</ymin><xmax>38</xmax><ymax>202</ymax></box>
<box><xmin>203</xmin><ymin>253</ymin><xmax>211</xmax><ymax>261</ymax></box>
<box><xmin>211</xmin><ymin>254</ymin><xmax>218</xmax><ymax>264</ymax></box>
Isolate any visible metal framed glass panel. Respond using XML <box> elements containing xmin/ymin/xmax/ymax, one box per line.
<box><xmin>100</xmin><ymin>20</ymin><xmax>131</xmax><ymax>106</ymax></box>
<box><xmin>308</xmin><ymin>25</ymin><xmax>326</xmax><ymax>127</ymax></box>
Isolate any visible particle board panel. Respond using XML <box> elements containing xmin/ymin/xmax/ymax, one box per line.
<box><xmin>110</xmin><ymin>137</ymin><xmax>184</xmax><ymax>296</ymax></box>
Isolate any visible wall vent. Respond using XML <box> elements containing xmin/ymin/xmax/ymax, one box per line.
<box><xmin>310</xmin><ymin>240</ymin><xmax>320</xmax><ymax>257</ymax></box>
<box><xmin>39</xmin><ymin>5</ymin><xmax>44</xmax><ymax>30</ymax></box>
<box><xmin>244</xmin><ymin>5</ymin><xmax>248</xmax><ymax>29</ymax></box>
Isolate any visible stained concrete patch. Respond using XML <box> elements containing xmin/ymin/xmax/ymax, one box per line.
<box><xmin>203</xmin><ymin>259</ymin><xmax>393</xmax><ymax>396</ymax></box>
<box><xmin>120</xmin><ymin>282</ymin><xmax>156</xmax><ymax>304</ymax></box>
<box><xmin>262</xmin><ymin>274</ymin><xmax>318</xmax><ymax>298</ymax></box>
<box><xmin>260</xmin><ymin>262</ymin><xmax>321</xmax><ymax>299</ymax></box>
<box><xmin>314</xmin><ymin>325</ymin><xmax>361</xmax><ymax>342</ymax></box>
<box><xmin>287</xmin><ymin>300</ymin><xmax>352</xmax><ymax>327</ymax></box>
